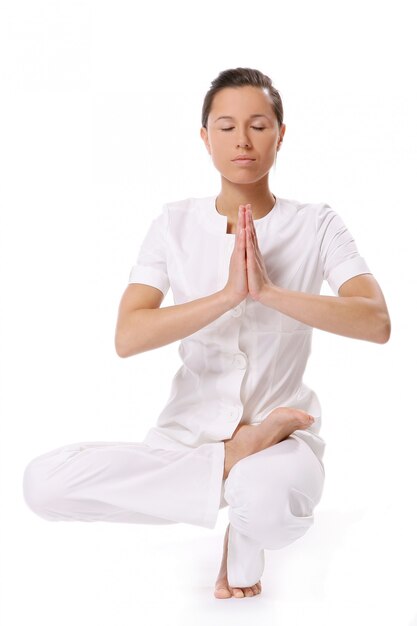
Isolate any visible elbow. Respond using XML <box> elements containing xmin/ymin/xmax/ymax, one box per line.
<box><xmin>115</xmin><ymin>328</ymin><xmax>146</xmax><ymax>358</ymax></box>
<box><xmin>114</xmin><ymin>330</ymin><xmax>133</xmax><ymax>358</ymax></box>
<box><xmin>380</xmin><ymin>318</ymin><xmax>391</xmax><ymax>344</ymax></box>
<box><xmin>373</xmin><ymin>312</ymin><xmax>391</xmax><ymax>344</ymax></box>
<box><xmin>115</xmin><ymin>336</ymin><xmax>129</xmax><ymax>358</ymax></box>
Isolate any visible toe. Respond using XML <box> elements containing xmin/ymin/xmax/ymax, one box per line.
<box><xmin>244</xmin><ymin>587</ymin><xmax>254</xmax><ymax>597</ymax></box>
<box><xmin>231</xmin><ymin>588</ymin><xmax>245</xmax><ymax>598</ymax></box>
<box><xmin>214</xmin><ymin>585</ymin><xmax>232</xmax><ymax>599</ymax></box>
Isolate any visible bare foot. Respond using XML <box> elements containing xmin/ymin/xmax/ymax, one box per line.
<box><xmin>223</xmin><ymin>406</ymin><xmax>314</xmax><ymax>479</ymax></box>
<box><xmin>214</xmin><ymin>523</ymin><xmax>262</xmax><ymax>599</ymax></box>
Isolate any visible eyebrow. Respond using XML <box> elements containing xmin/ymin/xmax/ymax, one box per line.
<box><xmin>214</xmin><ymin>114</ymin><xmax>270</xmax><ymax>122</ymax></box>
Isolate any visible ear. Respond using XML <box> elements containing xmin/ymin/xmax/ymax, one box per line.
<box><xmin>276</xmin><ymin>124</ymin><xmax>286</xmax><ymax>152</ymax></box>
<box><xmin>200</xmin><ymin>127</ymin><xmax>211</xmax><ymax>155</ymax></box>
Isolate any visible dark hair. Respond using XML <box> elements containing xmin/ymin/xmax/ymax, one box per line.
<box><xmin>201</xmin><ymin>67</ymin><xmax>284</xmax><ymax>129</ymax></box>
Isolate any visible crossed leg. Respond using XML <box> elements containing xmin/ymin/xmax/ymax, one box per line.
<box><xmin>215</xmin><ymin>434</ymin><xmax>325</xmax><ymax>598</ymax></box>
<box><xmin>22</xmin><ymin>420</ymin><xmax>324</xmax><ymax>600</ymax></box>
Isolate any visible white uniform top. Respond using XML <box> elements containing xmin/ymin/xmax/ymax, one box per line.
<box><xmin>128</xmin><ymin>195</ymin><xmax>372</xmax><ymax>461</ymax></box>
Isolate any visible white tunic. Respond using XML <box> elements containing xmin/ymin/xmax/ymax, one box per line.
<box><xmin>128</xmin><ymin>195</ymin><xmax>372</xmax><ymax>462</ymax></box>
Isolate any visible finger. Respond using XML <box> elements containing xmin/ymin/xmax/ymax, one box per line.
<box><xmin>239</xmin><ymin>207</ymin><xmax>247</xmax><ymax>253</ymax></box>
<box><xmin>248</xmin><ymin>208</ymin><xmax>262</xmax><ymax>260</ymax></box>
<box><xmin>246</xmin><ymin>222</ymin><xmax>254</xmax><ymax>258</ymax></box>
<box><xmin>245</xmin><ymin>204</ymin><xmax>251</xmax><ymax>230</ymax></box>
<box><xmin>240</xmin><ymin>205</ymin><xmax>246</xmax><ymax>235</ymax></box>
<box><xmin>239</xmin><ymin>226</ymin><xmax>246</xmax><ymax>251</ymax></box>
<box><xmin>246</xmin><ymin>209</ymin><xmax>257</xmax><ymax>251</ymax></box>
<box><xmin>235</xmin><ymin>206</ymin><xmax>243</xmax><ymax>248</ymax></box>
<box><xmin>248</xmin><ymin>207</ymin><xmax>259</xmax><ymax>246</ymax></box>
<box><xmin>242</xmin><ymin>206</ymin><xmax>250</xmax><ymax>252</ymax></box>
<box><xmin>245</xmin><ymin>205</ymin><xmax>255</xmax><ymax>240</ymax></box>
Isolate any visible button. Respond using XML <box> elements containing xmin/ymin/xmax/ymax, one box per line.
<box><xmin>231</xmin><ymin>305</ymin><xmax>242</xmax><ymax>317</ymax></box>
<box><xmin>225</xmin><ymin>406</ymin><xmax>242</xmax><ymax>421</ymax></box>
<box><xmin>232</xmin><ymin>353</ymin><xmax>247</xmax><ymax>369</ymax></box>
<box><xmin>220</xmin><ymin>403</ymin><xmax>242</xmax><ymax>422</ymax></box>
<box><xmin>226</xmin><ymin>406</ymin><xmax>240</xmax><ymax>422</ymax></box>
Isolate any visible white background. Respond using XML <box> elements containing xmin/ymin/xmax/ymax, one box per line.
<box><xmin>0</xmin><ymin>0</ymin><xmax>416</xmax><ymax>624</ymax></box>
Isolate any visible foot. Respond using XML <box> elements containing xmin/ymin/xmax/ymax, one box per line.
<box><xmin>214</xmin><ymin>523</ymin><xmax>262</xmax><ymax>599</ymax></box>
<box><xmin>223</xmin><ymin>406</ymin><xmax>314</xmax><ymax>479</ymax></box>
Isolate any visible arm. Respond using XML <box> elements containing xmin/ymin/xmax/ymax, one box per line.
<box><xmin>115</xmin><ymin>284</ymin><xmax>235</xmax><ymax>357</ymax></box>
<box><xmin>243</xmin><ymin>203</ymin><xmax>391</xmax><ymax>344</ymax></box>
<box><xmin>117</xmin><ymin>204</ymin><xmax>249</xmax><ymax>357</ymax></box>
<box><xmin>258</xmin><ymin>273</ymin><xmax>391</xmax><ymax>344</ymax></box>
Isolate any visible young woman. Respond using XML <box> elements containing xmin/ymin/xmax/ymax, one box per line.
<box><xmin>22</xmin><ymin>67</ymin><xmax>391</xmax><ymax>600</ymax></box>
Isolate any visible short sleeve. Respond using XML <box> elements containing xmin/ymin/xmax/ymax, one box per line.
<box><xmin>316</xmin><ymin>203</ymin><xmax>372</xmax><ymax>295</ymax></box>
<box><xmin>128</xmin><ymin>204</ymin><xmax>170</xmax><ymax>296</ymax></box>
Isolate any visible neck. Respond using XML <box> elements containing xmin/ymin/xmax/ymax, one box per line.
<box><xmin>215</xmin><ymin>186</ymin><xmax>277</xmax><ymax>223</ymax></box>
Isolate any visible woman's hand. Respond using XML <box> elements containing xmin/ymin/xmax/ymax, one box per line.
<box><xmin>223</xmin><ymin>205</ymin><xmax>249</xmax><ymax>307</ymax></box>
<box><xmin>244</xmin><ymin>204</ymin><xmax>274</xmax><ymax>301</ymax></box>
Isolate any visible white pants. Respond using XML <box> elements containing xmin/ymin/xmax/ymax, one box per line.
<box><xmin>22</xmin><ymin>434</ymin><xmax>325</xmax><ymax>588</ymax></box>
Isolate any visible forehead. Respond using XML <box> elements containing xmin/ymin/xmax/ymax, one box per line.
<box><xmin>210</xmin><ymin>86</ymin><xmax>274</xmax><ymax>121</ymax></box>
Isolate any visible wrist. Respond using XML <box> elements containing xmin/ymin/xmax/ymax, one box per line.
<box><xmin>218</xmin><ymin>288</ymin><xmax>244</xmax><ymax>310</ymax></box>
<box><xmin>258</xmin><ymin>282</ymin><xmax>279</xmax><ymax>307</ymax></box>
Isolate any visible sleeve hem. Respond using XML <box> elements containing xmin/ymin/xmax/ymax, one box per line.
<box><xmin>128</xmin><ymin>265</ymin><xmax>170</xmax><ymax>296</ymax></box>
<box><xmin>327</xmin><ymin>256</ymin><xmax>372</xmax><ymax>295</ymax></box>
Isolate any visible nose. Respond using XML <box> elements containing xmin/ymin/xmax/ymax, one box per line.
<box><xmin>237</xmin><ymin>130</ymin><xmax>251</xmax><ymax>149</ymax></box>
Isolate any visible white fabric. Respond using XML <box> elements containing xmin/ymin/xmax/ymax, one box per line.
<box><xmin>22</xmin><ymin>434</ymin><xmax>325</xmax><ymax>588</ymax></box>
<box><xmin>129</xmin><ymin>195</ymin><xmax>372</xmax><ymax>461</ymax></box>
<box><xmin>23</xmin><ymin>194</ymin><xmax>360</xmax><ymax>587</ymax></box>
<box><xmin>23</xmin><ymin>440</ymin><xmax>225</xmax><ymax>528</ymax></box>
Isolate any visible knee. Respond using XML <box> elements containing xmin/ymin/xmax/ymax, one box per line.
<box><xmin>22</xmin><ymin>456</ymin><xmax>60</xmax><ymax>520</ymax></box>
<box><xmin>226</xmin><ymin>464</ymin><xmax>315</xmax><ymax>549</ymax></box>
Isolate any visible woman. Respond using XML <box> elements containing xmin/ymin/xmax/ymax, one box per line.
<box><xmin>22</xmin><ymin>67</ymin><xmax>391</xmax><ymax>600</ymax></box>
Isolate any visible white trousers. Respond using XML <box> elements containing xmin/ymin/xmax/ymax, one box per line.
<box><xmin>22</xmin><ymin>433</ymin><xmax>325</xmax><ymax>588</ymax></box>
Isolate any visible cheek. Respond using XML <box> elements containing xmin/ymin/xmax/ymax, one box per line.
<box><xmin>209</xmin><ymin>149</ymin><xmax>227</xmax><ymax>170</ymax></box>
<box><xmin>210</xmin><ymin>143</ymin><xmax>230</xmax><ymax>165</ymax></box>
<box><xmin>263</xmin><ymin>138</ymin><xmax>278</xmax><ymax>154</ymax></box>
<box><xmin>260</xmin><ymin>133</ymin><xmax>279</xmax><ymax>150</ymax></box>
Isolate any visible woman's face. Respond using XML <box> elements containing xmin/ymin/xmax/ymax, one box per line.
<box><xmin>200</xmin><ymin>85</ymin><xmax>285</xmax><ymax>183</ymax></box>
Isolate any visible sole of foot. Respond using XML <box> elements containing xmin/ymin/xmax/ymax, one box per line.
<box><xmin>257</xmin><ymin>406</ymin><xmax>314</xmax><ymax>446</ymax></box>
<box><xmin>224</xmin><ymin>407</ymin><xmax>314</xmax><ymax>479</ymax></box>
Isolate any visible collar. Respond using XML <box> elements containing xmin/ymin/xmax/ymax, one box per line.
<box><xmin>199</xmin><ymin>195</ymin><xmax>281</xmax><ymax>236</ymax></box>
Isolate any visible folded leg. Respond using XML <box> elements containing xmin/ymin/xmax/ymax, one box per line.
<box><xmin>223</xmin><ymin>434</ymin><xmax>325</xmax><ymax>587</ymax></box>
<box><xmin>22</xmin><ymin>439</ymin><xmax>225</xmax><ymax>529</ymax></box>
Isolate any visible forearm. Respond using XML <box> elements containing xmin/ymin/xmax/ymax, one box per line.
<box><xmin>117</xmin><ymin>289</ymin><xmax>234</xmax><ymax>357</ymax></box>
<box><xmin>259</xmin><ymin>283</ymin><xmax>390</xmax><ymax>343</ymax></box>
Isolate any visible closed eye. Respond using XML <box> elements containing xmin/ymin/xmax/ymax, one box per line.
<box><xmin>221</xmin><ymin>127</ymin><xmax>266</xmax><ymax>132</ymax></box>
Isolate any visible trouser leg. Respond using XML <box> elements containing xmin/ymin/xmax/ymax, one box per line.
<box><xmin>223</xmin><ymin>434</ymin><xmax>325</xmax><ymax>587</ymax></box>
<box><xmin>22</xmin><ymin>439</ymin><xmax>225</xmax><ymax>529</ymax></box>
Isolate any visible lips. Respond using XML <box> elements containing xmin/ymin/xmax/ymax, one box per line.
<box><xmin>233</xmin><ymin>156</ymin><xmax>255</xmax><ymax>161</ymax></box>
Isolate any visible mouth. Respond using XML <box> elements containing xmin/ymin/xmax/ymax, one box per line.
<box><xmin>232</xmin><ymin>158</ymin><xmax>256</xmax><ymax>165</ymax></box>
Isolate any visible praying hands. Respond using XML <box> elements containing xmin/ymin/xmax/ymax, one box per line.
<box><xmin>223</xmin><ymin>204</ymin><xmax>390</xmax><ymax>343</ymax></box>
<box><xmin>223</xmin><ymin>203</ymin><xmax>273</xmax><ymax>305</ymax></box>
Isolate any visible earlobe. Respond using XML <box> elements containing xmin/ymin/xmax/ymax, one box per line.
<box><xmin>200</xmin><ymin>128</ymin><xmax>208</xmax><ymax>146</ymax></box>
<box><xmin>200</xmin><ymin>128</ymin><xmax>211</xmax><ymax>155</ymax></box>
